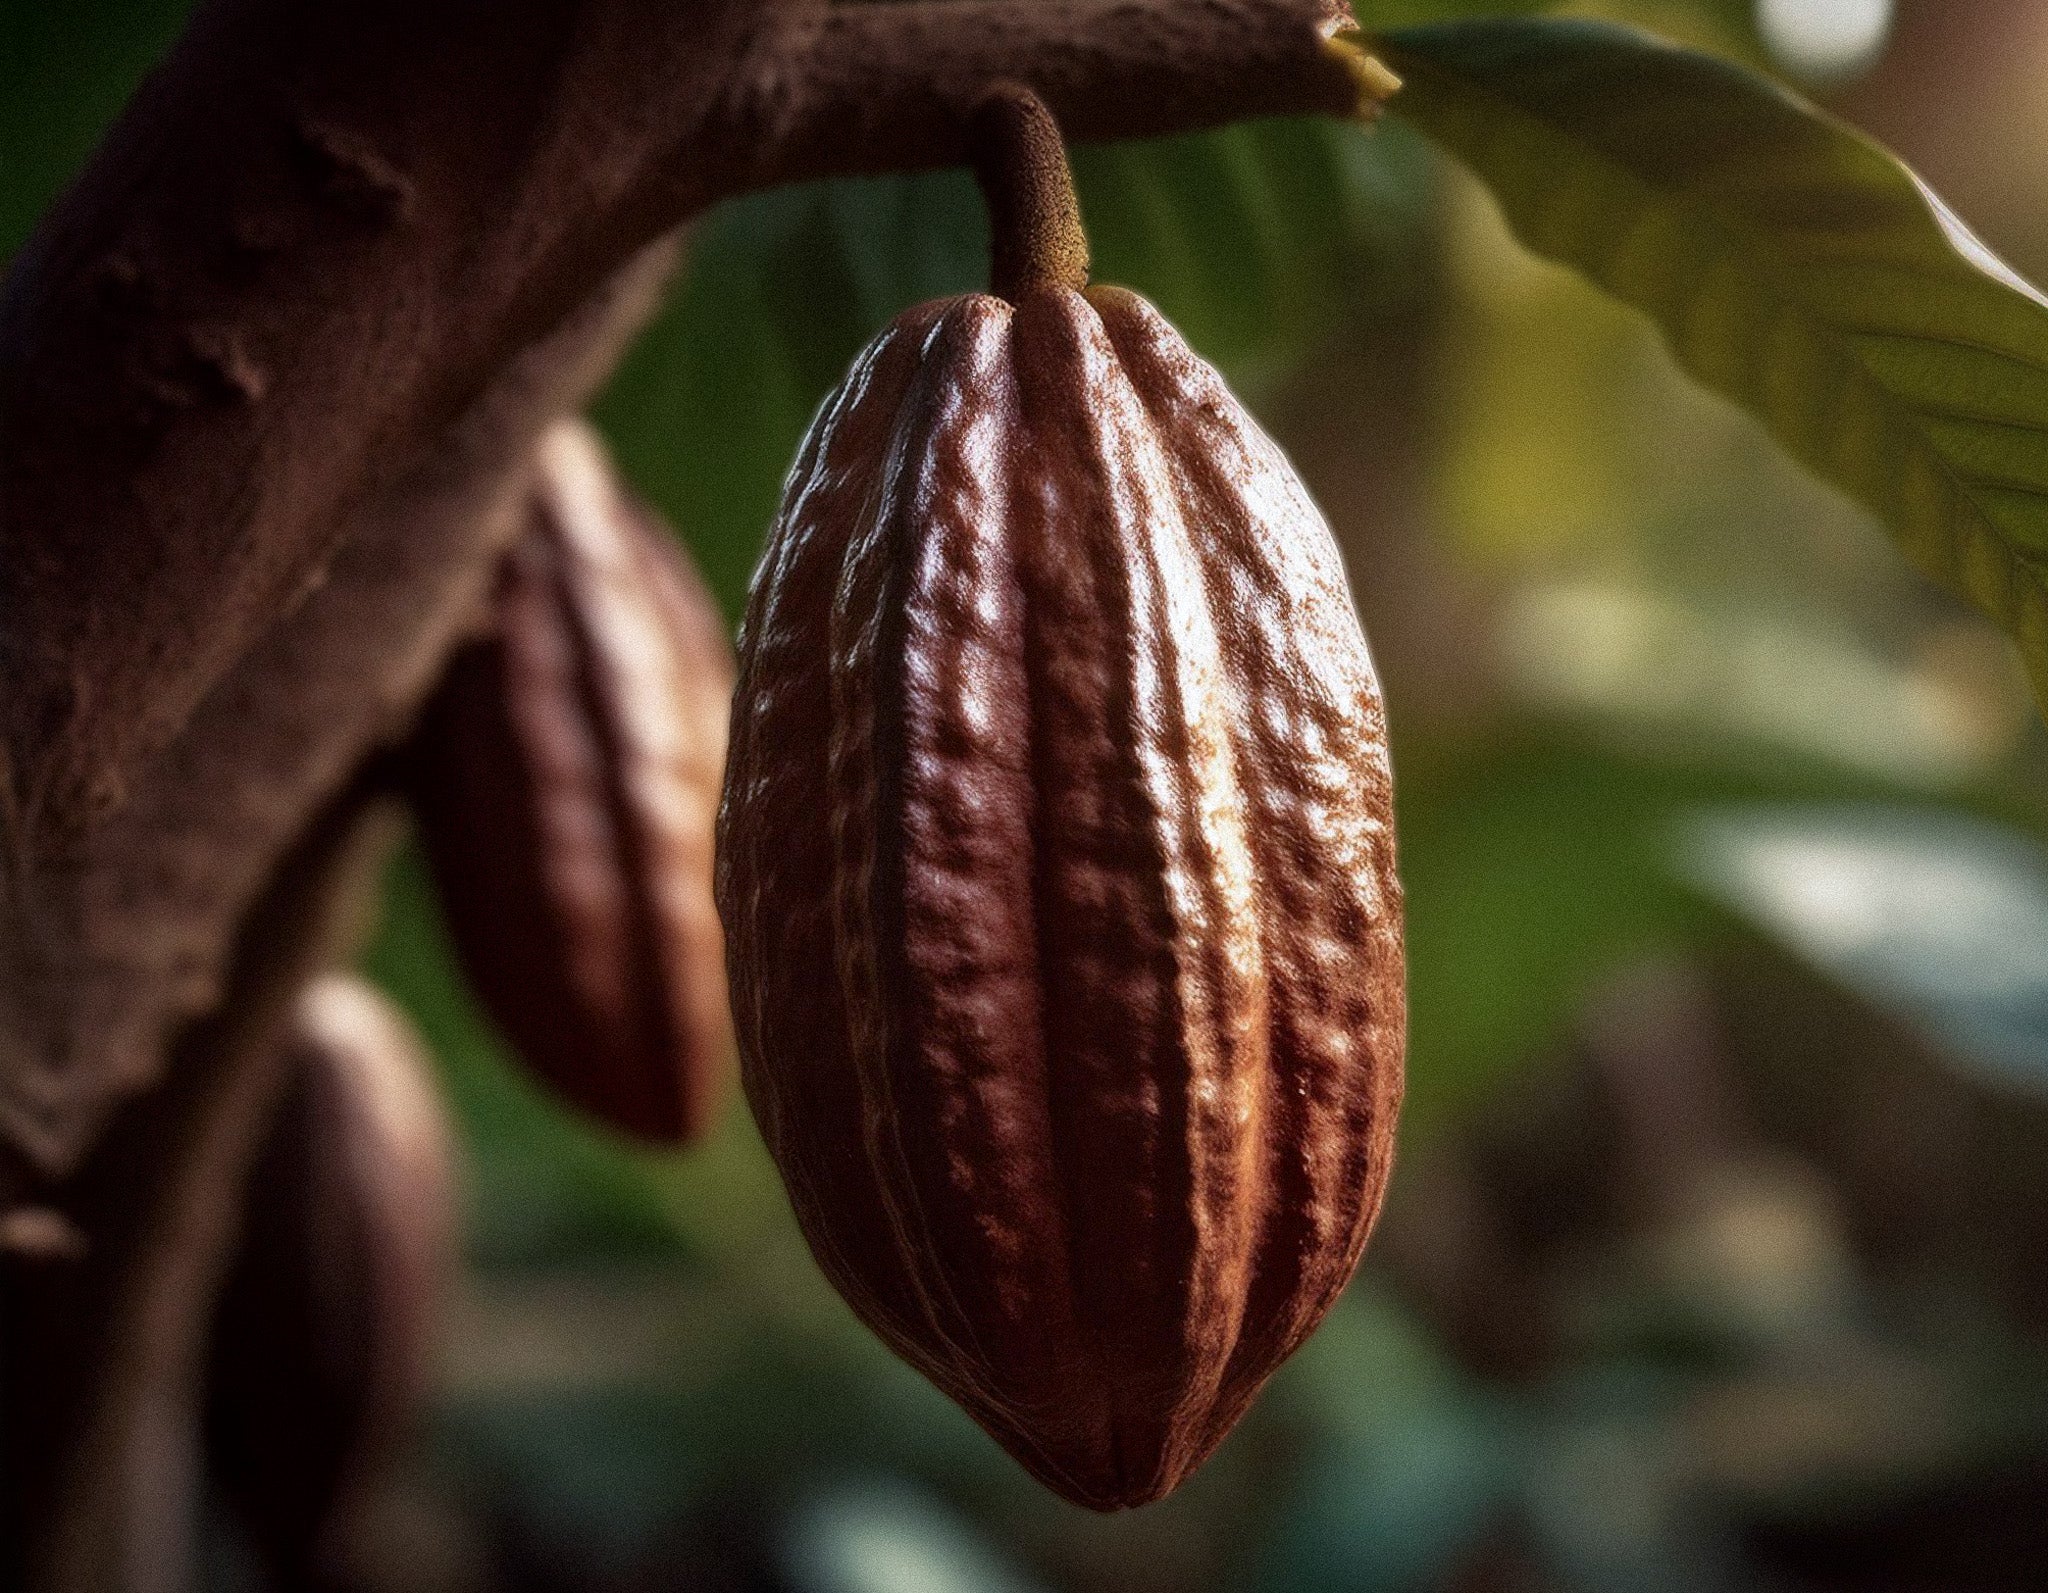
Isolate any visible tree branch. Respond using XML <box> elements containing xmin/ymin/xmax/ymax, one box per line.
<box><xmin>0</xmin><ymin>0</ymin><xmax>764</xmax><ymax>857</ymax></box>
<box><xmin>0</xmin><ymin>0</ymin><xmax>1363</xmax><ymax>867</ymax></box>
<box><xmin>0</xmin><ymin>237</ymin><xmax>679</xmax><ymax>1177</ymax></box>
<box><xmin>720</xmin><ymin>0</ymin><xmax>1364</xmax><ymax>193</ymax></box>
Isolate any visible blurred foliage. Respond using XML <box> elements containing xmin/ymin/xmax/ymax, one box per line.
<box><xmin>1397</xmin><ymin>728</ymin><xmax>1871</xmax><ymax>1135</ymax></box>
<box><xmin>14</xmin><ymin>1</ymin><xmax>2048</xmax><ymax>1589</ymax></box>
<box><xmin>1681</xmin><ymin>802</ymin><xmax>2048</xmax><ymax>1094</ymax></box>
<box><xmin>0</xmin><ymin>0</ymin><xmax>191</xmax><ymax>257</ymax></box>
<box><xmin>1386</xmin><ymin>18</ymin><xmax>2048</xmax><ymax>709</ymax></box>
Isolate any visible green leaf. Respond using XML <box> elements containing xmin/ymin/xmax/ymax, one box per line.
<box><xmin>1379</xmin><ymin>19</ymin><xmax>2048</xmax><ymax>708</ymax></box>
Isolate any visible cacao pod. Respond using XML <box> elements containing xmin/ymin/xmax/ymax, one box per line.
<box><xmin>205</xmin><ymin>973</ymin><xmax>456</xmax><ymax>1582</ymax></box>
<box><xmin>717</xmin><ymin>89</ymin><xmax>1404</xmax><ymax>1510</ymax></box>
<box><xmin>405</xmin><ymin>419</ymin><xmax>735</xmax><ymax>1144</ymax></box>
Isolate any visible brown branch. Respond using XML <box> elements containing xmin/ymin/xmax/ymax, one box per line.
<box><xmin>718</xmin><ymin>0</ymin><xmax>1363</xmax><ymax>193</ymax></box>
<box><xmin>0</xmin><ymin>237</ymin><xmax>677</xmax><ymax>1179</ymax></box>
<box><xmin>0</xmin><ymin>0</ymin><xmax>1360</xmax><ymax>867</ymax></box>
<box><xmin>0</xmin><ymin>0</ymin><xmax>763</xmax><ymax>860</ymax></box>
<box><xmin>2</xmin><ymin>228</ymin><xmax>675</xmax><ymax>1593</ymax></box>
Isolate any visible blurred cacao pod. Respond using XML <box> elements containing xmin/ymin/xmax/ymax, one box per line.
<box><xmin>405</xmin><ymin>419</ymin><xmax>735</xmax><ymax>1144</ymax></box>
<box><xmin>717</xmin><ymin>88</ymin><xmax>1404</xmax><ymax>1510</ymax></box>
<box><xmin>205</xmin><ymin>973</ymin><xmax>456</xmax><ymax>1584</ymax></box>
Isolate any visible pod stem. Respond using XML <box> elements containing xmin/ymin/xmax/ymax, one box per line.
<box><xmin>968</xmin><ymin>84</ymin><xmax>1089</xmax><ymax>300</ymax></box>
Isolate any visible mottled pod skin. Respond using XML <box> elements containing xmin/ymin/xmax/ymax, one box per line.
<box><xmin>205</xmin><ymin>975</ymin><xmax>457</xmax><ymax>1584</ymax></box>
<box><xmin>717</xmin><ymin>283</ymin><xmax>1404</xmax><ymax>1509</ymax></box>
<box><xmin>407</xmin><ymin>419</ymin><xmax>735</xmax><ymax>1144</ymax></box>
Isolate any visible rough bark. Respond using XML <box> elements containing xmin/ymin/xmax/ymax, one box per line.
<box><xmin>0</xmin><ymin>236</ymin><xmax>678</xmax><ymax>1177</ymax></box>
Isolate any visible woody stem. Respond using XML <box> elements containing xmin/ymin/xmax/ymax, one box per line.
<box><xmin>968</xmin><ymin>85</ymin><xmax>1091</xmax><ymax>299</ymax></box>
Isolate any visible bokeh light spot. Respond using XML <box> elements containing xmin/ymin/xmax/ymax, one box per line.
<box><xmin>1757</xmin><ymin>0</ymin><xmax>1893</xmax><ymax>80</ymax></box>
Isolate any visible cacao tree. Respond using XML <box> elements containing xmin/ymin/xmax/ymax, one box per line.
<box><xmin>3</xmin><ymin>1</ymin><xmax>2046</xmax><ymax>1590</ymax></box>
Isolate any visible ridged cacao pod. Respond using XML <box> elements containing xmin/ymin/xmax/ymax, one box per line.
<box><xmin>717</xmin><ymin>91</ymin><xmax>1404</xmax><ymax>1511</ymax></box>
<box><xmin>205</xmin><ymin>974</ymin><xmax>456</xmax><ymax>1582</ymax></box>
<box><xmin>406</xmin><ymin>419</ymin><xmax>735</xmax><ymax>1144</ymax></box>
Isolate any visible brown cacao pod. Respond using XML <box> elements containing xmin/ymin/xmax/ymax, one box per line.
<box><xmin>716</xmin><ymin>269</ymin><xmax>1405</xmax><ymax>1501</ymax></box>
<box><xmin>405</xmin><ymin>419</ymin><xmax>735</xmax><ymax>1144</ymax></box>
<box><xmin>205</xmin><ymin>974</ymin><xmax>457</xmax><ymax>1583</ymax></box>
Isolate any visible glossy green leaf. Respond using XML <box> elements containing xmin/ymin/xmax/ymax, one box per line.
<box><xmin>1380</xmin><ymin>19</ymin><xmax>2048</xmax><ymax>707</ymax></box>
